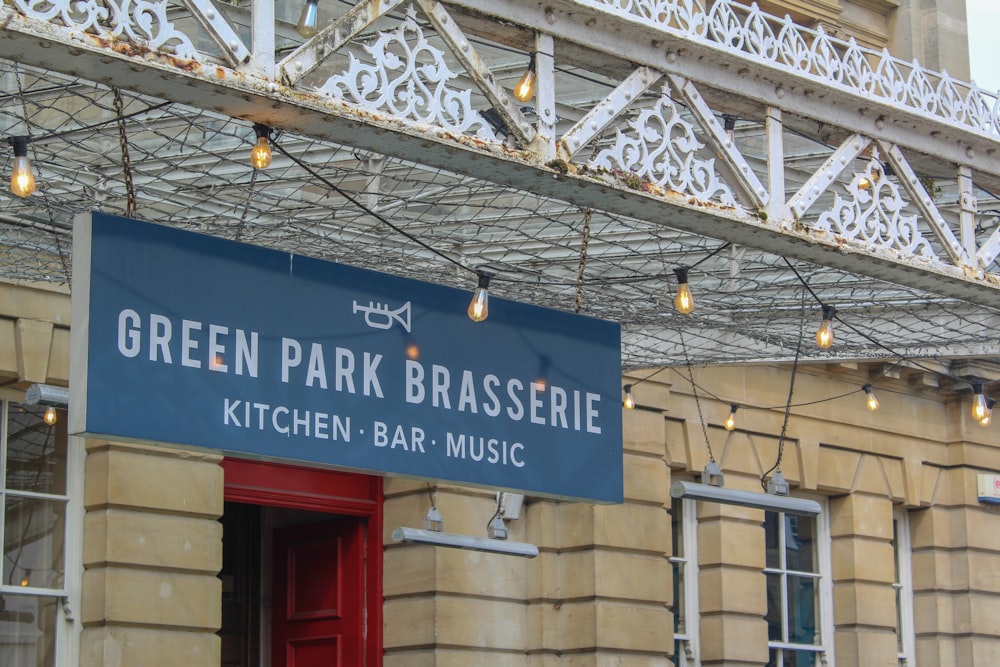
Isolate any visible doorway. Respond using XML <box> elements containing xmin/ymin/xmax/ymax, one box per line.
<box><xmin>219</xmin><ymin>459</ymin><xmax>383</xmax><ymax>667</ymax></box>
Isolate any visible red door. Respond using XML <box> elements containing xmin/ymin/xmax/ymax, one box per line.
<box><xmin>272</xmin><ymin>518</ymin><xmax>365</xmax><ymax>667</ymax></box>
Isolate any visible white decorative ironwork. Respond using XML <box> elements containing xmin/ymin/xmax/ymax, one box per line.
<box><xmin>590</xmin><ymin>88</ymin><xmax>736</xmax><ymax>205</ymax></box>
<box><xmin>583</xmin><ymin>0</ymin><xmax>1000</xmax><ymax>137</ymax></box>
<box><xmin>317</xmin><ymin>8</ymin><xmax>497</xmax><ymax>142</ymax></box>
<box><xmin>12</xmin><ymin>0</ymin><xmax>198</xmax><ymax>58</ymax></box>
<box><xmin>814</xmin><ymin>152</ymin><xmax>936</xmax><ymax>259</ymax></box>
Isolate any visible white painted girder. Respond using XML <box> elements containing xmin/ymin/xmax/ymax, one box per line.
<box><xmin>2</xmin><ymin>2</ymin><xmax>1000</xmax><ymax>309</ymax></box>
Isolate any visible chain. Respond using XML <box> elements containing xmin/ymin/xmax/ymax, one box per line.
<box><xmin>113</xmin><ymin>87</ymin><xmax>137</xmax><ymax>217</ymax></box>
<box><xmin>679</xmin><ymin>330</ymin><xmax>715</xmax><ymax>462</ymax></box>
<box><xmin>574</xmin><ymin>209</ymin><xmax>591</xmax><ymax>313</ymax></box>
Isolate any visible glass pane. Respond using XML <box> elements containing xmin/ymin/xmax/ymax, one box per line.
<box><xmin>767</xmin><ymin>648</ymin><xmax>780</xmax><ymax>666</ymax></box>
<box><xmin>3</xmin><ymin>496</ymin><xmax>66</xmax><ymax>591</ymax></box>
<box><xmin>787</xmin><ymin>575</ymin><xmax>819</xmax><ymax>645</ymax></box>
<box><xmin>765</xmin><ymin>573</ymin><xmax>783</xmax><ymax>641</ymax></box>
<box><xmin>671</xmin><ymin>506</ymin><xmax>682</xmax><ymax>558</ymax></box>
<box><xmin>785</xmin><ymin>515</ymin><xmax>816</xmax><ymax>573</ymax></box>
<box><xmin>0</xmin><ymin>594</ymin><xmax>58</xmax><ymax>667</ymax></box>
<box><xmin>788</xmin><ymin>650</ymin><xmax>820</xmax><ymax>666</ymax></box>
<box><xmin>6</xmin><ymin>404</ymin><xmax>68</xmax><ymax>496</ymax></box>
<box><xmin>765</xmin><ymin>511</ymin><xmax>780</xmax><ymax>569</ymax></box>
<box><xmin>672</xmin><ymin>561</ymin><xmax>686</xmax><ymax>632</ymax></box>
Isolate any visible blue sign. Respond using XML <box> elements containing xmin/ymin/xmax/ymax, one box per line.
<box><xmin>71</xmin><ymin>213</ymin><xmax>623</xmax><ymax>502</ymax></box>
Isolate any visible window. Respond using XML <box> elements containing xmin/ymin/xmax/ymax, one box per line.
<box><xmin>764</xmin><ymin>503</ymin><xmax>832</xmax><ymax>666</ymax></box>
<box><xmin>0</xmin><ymin>399</ymin><xmax>80</xmax><ymax>667</ymax></box>
<box><xmin>670</xmin><ymin>497</ymin><xmax>699</xmax><ymax>666</ymax></box>
<box><xmin>892</xmin><ymin>510</ymin><xmax>916</xmax><ymax>666</ymax></box>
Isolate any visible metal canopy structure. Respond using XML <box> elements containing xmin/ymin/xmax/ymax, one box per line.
<box><xmin>1</xmin><ymin>0</ymin><xmax>999</xmax><ymax>375</ymax></box>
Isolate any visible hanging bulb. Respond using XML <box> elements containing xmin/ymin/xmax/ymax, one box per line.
<box><xmin>724</xmin><ymin>404</ymin><xmax>738</xmax><ymax>431</ymax></box>
<box><xmin>862</xmin><ymin>384</ymin><xmax>879</xmax><ymax>411</ymax></box>
<box><xmin>673</xmin><ymin>267</ymin><xmax>695</xmax><ymax>314</ymax></box>
<box><xmin>972</xmin><ymin>381</ymin><xmax>990</xmax><ymax>422</ymax></box>
<box><xmin>19</xmin><ymin>570</ymin><xmax>30</xmax><ymax>587</ymax></box>
<box><xmin>296</xmin><ymin>0</ymin><xmax>320</xmax><ymax>38</ymax></box>
<box><xmin>815</xmin><ymin>305</ymin><xmax>836</xmax><ymax>349</ymax></box>
<box><xmin>467</xmin><ymin>272</ymin><xmax>491</xmax><ymax>322</ymax></box>
<box><xmin>512</xmin><ymin>54</ymin><xmax>537</xmax><ymax>103</ymax></box>
<box><xmin>980</xmin><ymin>399</ymin><xmax>996</xmax><ymax>427</ymax></box>
<box><xmin>43</xmin><ymin>406</ymin><xmax>57</xmax><ymax>426</ymax></box>
<box><xmin>250</xmin><ymin>124</ymin><xmax>272</xmax><ymax>169</ymax></box>
<box><xmin>858</xmin><ymin>165</ymin><xmax>881</xmax><ymax>191</ymax></box>
<box><xmin>623</xmin><ymin>385</ymin><xmax>635</xmax><ymax>410</ymax></box>
<box><xmin>722</xmin><ymin>114</ymin><xmax>737</xmax><ymax>143</ymax></box>
<box><xmin>9</xmin><ymin>136</ymin><xmax>36</xmax><ymax>198</ymax></box>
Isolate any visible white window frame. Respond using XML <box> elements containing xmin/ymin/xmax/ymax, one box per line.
<box><xmin>763</xmin><ymin>498</ymin><xmax>834</xmax><ymax>666</ymax></box>
<box><xmin>893</xmin><ymin>509</ymin><xmax>916</xmax><ymax>667</ymax></box>
<box><xmin>0</xmin><ymin>395</ymin><xmax>83</xmax><ymax>667</ymax></box>
<box><xmin>670</xmin><ymin>496</ymin><xmax>700</xmax><ymax>666</ymax></box>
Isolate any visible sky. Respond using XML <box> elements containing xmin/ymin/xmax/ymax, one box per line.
<box><xmin>967</xmin><ymin>0</ymin><xmax>1000</xmax><ymax>93</ymax></box>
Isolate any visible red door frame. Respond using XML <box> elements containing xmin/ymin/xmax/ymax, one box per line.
<box><xmin>222</xmin><ymin>458</ymin><xmax>383</xmax><ymax>666</ymax></box>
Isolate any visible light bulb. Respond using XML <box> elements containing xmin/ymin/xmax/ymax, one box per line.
<box><xmin>972</xmin><ymin>382</ymin><xmax>990</xmax><ymax>422</ymax></box>
<box><xmin>43</xmin><ymin>406</ymin><xmax>57</xmax><ymax>426</ymax></box>
<box><xmin>673</xmin><ymin>267</ymin><xmax>695</xmax><ymax>314</ymax></box>
<box><xmin>815</xmin><ymin>305</ymin><xmax>836</xmax><ymax>349</ymax></box>
<box><xmin>296</xmin><ymin>0</ymin><xmax>319</xmax><ymax>38</ymax></box>
<box><xmin>250</xmin><ymin>124</ymin><xmax>272</xmax><ymax>169</ymax></box>
<box><xmin>512</xmin><ymin>55</ymin><xmax>536</xmax><ymax>102</ymax></box>
<box><xmin>467</xmin><ymin>272</ymin><xmax>491</xmax><ymax>322</ymax></box>
<box><xmin>980</xmin><ymin>401</ymin><xmax>994</xmax><ymax>427</ymax></box>
<box><xmin>863</xmin><ymin>384</ymin><xmax>879</xmax><ymax>411</ymax></box>
<box><xmin>623</xmin><ymin>385</ymin><xmax>635</xmax><ymax>410</ymax></box>
<box><xmin>19</xmin><ymin>571</ymin><xmax>30</xmax><ymax>587</ymax></box>
<box><xmin>722</xmin><ymin>114</ymin><xmax>737</xmax><ymax>143</ymax></box>
<box><xmin>724</xmin><ymin>404</ymin><xmax>738</xmax><ymax>431</ymax></box>
<box><xmin>10</xmin><ymin>136</ymin><xmax>35</xmax><ymax>198</ymax></box>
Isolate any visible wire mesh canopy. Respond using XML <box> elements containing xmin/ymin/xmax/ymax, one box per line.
<box><xmin>1</xmin><ymin>48</ymin><xmax>998</xmax><ymax>374</ymax></box>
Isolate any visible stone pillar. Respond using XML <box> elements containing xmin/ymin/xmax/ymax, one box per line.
<box><xmin>911</xmin><ymin>467</ymin><xmax>1000</xmax><ymax>666</ymax></box>
<box><xmin>889</xmin><ymin>0</ymin><xmax>971</xmax><ymax>80</ymax></box>
<box><xmin>697</xmin><ymin>472</ymin><xmax>769</xmax><ymax>667</ymax></box>
<box><xmin>80</xmin><ymin>441</ymin><xmax>223</xmax><ymax>667</ymax></box>
<box><xmin>829</xmin><ymin>493</ymin><xmax>898</xmax><ymax>665</ymax></box>
<box><xmin>382</xmin><ymin>481</ymin><xmax>533</xmax><ymax>667</ymax></box>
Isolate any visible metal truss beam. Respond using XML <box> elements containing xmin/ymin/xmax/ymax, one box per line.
<box><xmin>2</xmin><ymin>2</ymin><xmax>1000</xmax><ymax>310</ymax></box>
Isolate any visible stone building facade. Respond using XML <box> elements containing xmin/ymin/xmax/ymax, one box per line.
<box><xmin>2</xmin><ymin>275</ymin><xmax>999</xmax><ymax>666</ymax></box>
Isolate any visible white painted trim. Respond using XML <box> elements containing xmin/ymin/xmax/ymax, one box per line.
<box><xmin>894</xmin><ymin>510</ymin><xmax>917</xmax><ymax>666</ymax></box>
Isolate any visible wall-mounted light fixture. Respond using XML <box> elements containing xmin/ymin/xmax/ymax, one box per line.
<box><xmin>25</xmin><ymin>383</ymin><xmax>69</xmax><ymax>407</ymax></box>
<box><xmin>670</xmin><ymin>480</ymin><xmax>821</xmax><ymax>516</ymax></box>
<box><xmin>393</xmin><ymin>501</ymin><xmax>538</xmax><ymax>557</ymax></box>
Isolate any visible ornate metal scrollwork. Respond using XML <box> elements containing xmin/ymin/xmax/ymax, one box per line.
<box><xmin>317</xmin><ymin>8</ymin><xmax>497</xmax><ymax>142</ymax></box>
<box><xmin>12</xmin><ymin>0</ymin><xmax>198</xmax><ymax>58</ymax></box>
<box><xmin>815</xmin><ymin>152</ymin><xmax>936</xmax><ymax>259</ymax></box>
<box><xmin>589</xmin><ymin>87</ymin><xmax>736</xmax><ymax>205</ymax></box>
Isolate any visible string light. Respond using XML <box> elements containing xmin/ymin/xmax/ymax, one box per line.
<box><xmin>722</xmin><ymin>114</ymin><xmax>737</xmax><ymax>143</ymax></box>
<box><xmin>972</xmin><ymin>381</ymin><xmax>990</xmax><ymax>422</ymax></box>
<box><xmin>512</xmin><ymin>54</ymin><xmax>537</xmax><ymax>103</ymax></box>
<box><xmin>250</xmin><ymin>124</ymin><xmax>273</xmax><ymax>169</ymax></box>
<box><xmin>815</xmin><ymin>304</ymin><xmax>836</xmax><ymax>349</ymax></box>
<box><xmin>981</xmin><ymin>399</ymin><xmax>996</xmax><ymax>427</ymax></box>
<box><xmin>673</xmin><ymin>267</ymin><xmax>695</xmax><ymax>314</ymax></box>
<box><xmin>862</xmin><ymin>383</ymin><xmax>879</xmax><ymax>411</ymax></box>
<box><xmin>623</xmin><ymin>384</ymin><xmax>635</xmax><ymax>409</ymax></box>
<box><xmin>9</xmin><ymin>136</ymin><xmax>36</xmax><ymax>198</ymax></box>
<box><xmin>43</xmin><ymin>406</ymin><xmax>57</xmax><ymax>426</ymax></box>
<box><xmin>724</xmin><ymin>404</ymin><xmax>738</xmax><ymax>430</ymax></box>
<box><xmin>467</xmin><ymin>272</ymin><xmax>492</xmax><ymax>322</ymax></box>
<box><xmin>296</xmin><ymin>0</ymin><xmax>320</xmax><ymax>38</ymax></box>
<box><xmin>858</xmin><ymin>165</ymin><xmax>881</xmax><ymax>190</ymax></box>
